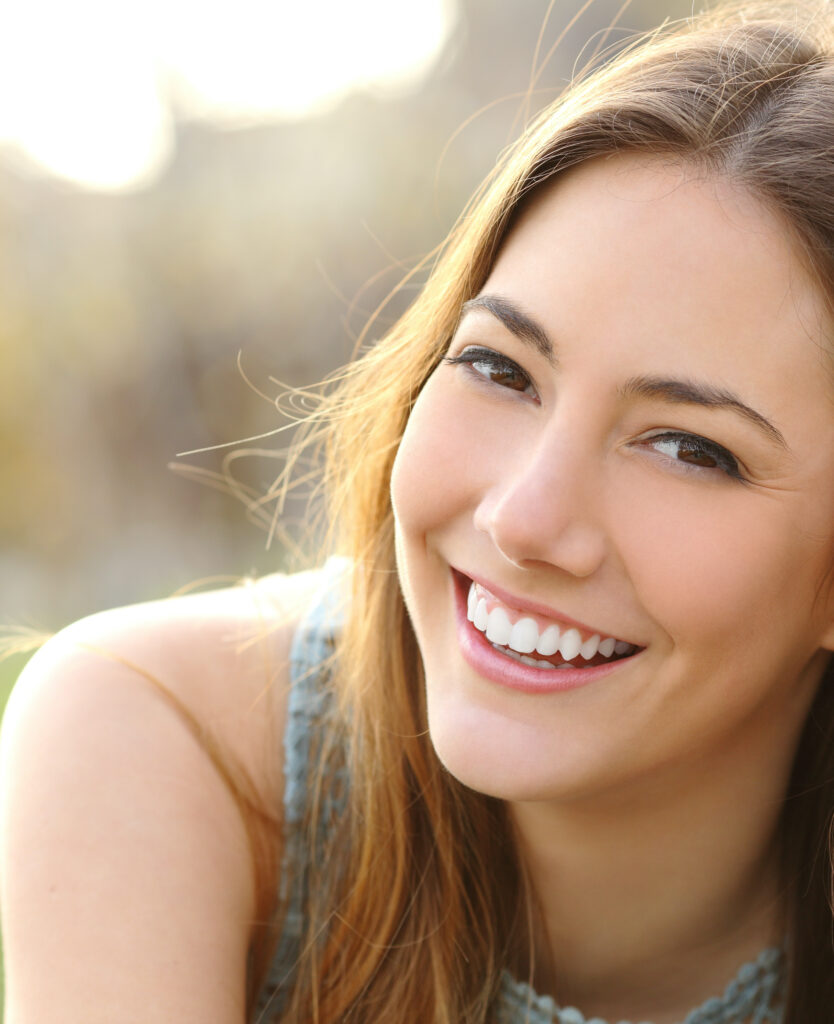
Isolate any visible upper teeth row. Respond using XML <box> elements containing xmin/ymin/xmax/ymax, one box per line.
<box><xmin>467</xmin><ymin>582</ymin><xmax>630</xmax><ymax>662</ymax></box>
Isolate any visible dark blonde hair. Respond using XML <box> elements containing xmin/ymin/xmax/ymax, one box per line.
<box><xmin>259</xmin><ymin>3</ymin><xmax>834</xmax><ymax>1020</ymax></box>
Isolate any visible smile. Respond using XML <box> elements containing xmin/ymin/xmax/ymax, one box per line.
<box><xmin>452</xmin><ymin>571</ymin><xmax>641</xmax><ymax>694</ymax></box>
<box><xmin>466</xmin><ymin>580</ymin><xmax>636</xmax><ymax>669</ymax></box>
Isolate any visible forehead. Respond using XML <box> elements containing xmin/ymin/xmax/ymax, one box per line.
<box><xmin>483</xmin><ymin>155</ymin><xmax>833</xmax><ymax>422</ymax></box>
<box><xmin>499</xmin><ymin>155</ymin><xmax>820</xmax><ymax>330</ymax></box>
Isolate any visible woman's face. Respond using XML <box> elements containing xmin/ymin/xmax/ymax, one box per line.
<box><xmin>391</xmin><ymin>155</ymin><xmax>834</xmax><ymax>803</ymax></box>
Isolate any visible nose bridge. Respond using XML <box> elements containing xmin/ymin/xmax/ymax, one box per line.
<box><xmin>476</xmin><ymin>412</ymin><xmax>606</xmax><ymax>577</ymax></box>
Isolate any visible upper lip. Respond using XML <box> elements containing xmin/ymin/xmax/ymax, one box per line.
<box><xmin>453</xmin><ymin>567</ymin><xmax>641</xmax><ymax>646</ymax></box>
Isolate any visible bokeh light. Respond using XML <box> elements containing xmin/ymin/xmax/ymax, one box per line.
<box><xmin>0</xmin><ymin>0</ymin><xmax>457</xmax><ymax>190</ymax></box>
<box><xmin>0</xmin><ymin>0</ymin><xmax>694</xmax><ymax>643</ymax></box>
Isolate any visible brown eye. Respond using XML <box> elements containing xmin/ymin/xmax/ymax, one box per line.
<box><xmin>676</xmin><ymin>439</ymin><xmax>717</xmax><ymax>468</ymax></box>
<box><xmin>444</xmin><ymin>346</ymin><xmax>536</xmax><ymax>397</ymax></box>
<box><xmin>474</xmin><ymin>359</ymin><xmax>529</xmax><ymax>391</ymax></box>
<box><xmin>644</xmin><ymin>432</ymin><xmax>741</xmax><ymax>480</ymax></box>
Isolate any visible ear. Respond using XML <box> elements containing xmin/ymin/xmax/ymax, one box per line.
<box><xmin>815</xmin><ymin>591</ymin><xmax>834</xmax><ymax>652</ymax></box>
<box><xmin>810</xmin><ymin>565</ymin><xmax>834</xmax><ymax>652</ymax></box>
<box><xmin>818</xmin><ymin>622</ymin><xmax>834</xmax><ymax>653</ymax></box>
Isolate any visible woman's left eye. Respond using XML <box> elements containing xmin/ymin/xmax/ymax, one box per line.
<box><xmin>444</xmin><ymin>346</ymin><xmax>535</xmax><ymax>396</ymax></box>
<box><xmin>642</xmin><ymin>432</ymin><xmax>742</xmax><ymax>480</ymax></box>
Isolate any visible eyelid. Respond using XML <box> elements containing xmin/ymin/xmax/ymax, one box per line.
<box><xmin>445</xmin><ymin>345</ymin><xmax>528</xmax><ymax>373</ymax></box>
<box><xmin>446</xmin><ymin>343</ymin><xmax>511</xmax><ymax>361</ymax></box>
<box><xmin>444</xmin><ymin>345</ymin><xmax>539</xmax><ymax>400</ymax></box>
<box><xmin>641</xmin><ymin>430</ymin><xmax>745</xmax><ymax>481</ymax></box>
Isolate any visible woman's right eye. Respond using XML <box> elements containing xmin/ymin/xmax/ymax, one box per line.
<box><xmin>443</xmin><ymin>346</ymin><xmax>535</xmax><ymax>396</ymax></box>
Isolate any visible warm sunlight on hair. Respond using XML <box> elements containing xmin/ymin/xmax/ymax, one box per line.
<box><xmin>0</xmin><ymin>0</ymin><xmax>457</xmax><ymax>191</ymax></box>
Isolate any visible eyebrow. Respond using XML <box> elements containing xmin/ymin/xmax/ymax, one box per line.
<box><xmin>459</xmin><ymin>292</ymin><xmax>788</xmax><ymax>450</ymax></box>
<box><xmin>620</xmin><ymin>375</ymin><xmax>788</xmax><ymax>448</ymax></box>
<box><xmin>459</xmin><ymin>294</ymin><xmax>555</xmax><ymax>362</ymax></box>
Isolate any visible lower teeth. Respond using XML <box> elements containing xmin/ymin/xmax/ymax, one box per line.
<box><xmin>490</xmin><ymin>642</ymin><xmax>573</xmax><ymax>669</ymax></box>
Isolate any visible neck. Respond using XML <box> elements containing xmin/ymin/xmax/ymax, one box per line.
<box><xmin>509</xmin><ymin>738</ymin><xmax>790</xmax><ymax>1023</ymax></box>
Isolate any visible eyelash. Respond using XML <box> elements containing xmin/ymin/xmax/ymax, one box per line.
<box><xmin>444</xmin><ymin>345</ymin><xmax>744</xmax><ymax>482</ymax></box>
<box><xmin>443</xmin><ymin>346</ymin><xmax>535</xmax><ymax>396</ymax></box>
<box><xmin>640</xmin><ymin>432</ymin><xmax>742</xmax><ymax>480</ymax></box>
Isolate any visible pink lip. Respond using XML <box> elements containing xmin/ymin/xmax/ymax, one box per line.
<box><xmin>451</xmin><ymin>570</ymin><xmax>637</xmax><ymax>695</ymax></box>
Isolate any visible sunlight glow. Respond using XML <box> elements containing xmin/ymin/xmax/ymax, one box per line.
<box><xmin>0</xmin><ymin>0</ymin><xmax>457</xmax><ymax>191</ymax></box>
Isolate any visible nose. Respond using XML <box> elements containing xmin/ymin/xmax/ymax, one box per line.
<box><xmin>473</xmin><ymin>428</ymin><xmax>607</xmax><ymax>578</ymax></box>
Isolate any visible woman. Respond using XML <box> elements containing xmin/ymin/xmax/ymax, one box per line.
<box><xmin>2</xmin><ymin>2</ymin><xmax>834</xmax><ymax>1021</ymax></box>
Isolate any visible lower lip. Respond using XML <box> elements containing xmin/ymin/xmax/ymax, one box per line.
<box><xmin>452</xmin><ymin>572</ymin><xmax>633</xmax><ymax>695</ymax></box>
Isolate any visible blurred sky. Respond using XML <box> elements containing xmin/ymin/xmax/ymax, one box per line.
<box><xmin>0</xmin><ymin>0</ymin><xmax>458</xmax><ymax>190</ymax></box>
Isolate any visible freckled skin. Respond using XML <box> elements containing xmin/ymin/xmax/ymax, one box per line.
<box><xmin>391</xmin><ymin>156</ymin><xmax>834</xmax><ymax>805</ymax></box>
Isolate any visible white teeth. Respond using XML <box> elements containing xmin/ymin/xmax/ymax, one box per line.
<box><xmin>598</xmin><ymin>636</ymin><xmax>616</xmax><ymax>658</ymax></box>
<box><xmin>536</xmin><ymin>624</ymin><xmax>561</xmax><ymax>657</ymax></box>
<box><xmin>485</xmin><ymin>607</ymin><xmax>512</xmax><ymax>645</ymax></box>
<box><xmin>509</xmin><ymin>617</ymin><xmax>538</xmax><ymax>654</ymax></box>
<box><xmin>467</xmin><ymin>581</ymin><xmax>633</xmax><ymax>664</ymax></box>
<box><xmin>558</xmin><ymin>628</ymin><xmax>582</xmax><ymax>662</ymax></box>
<box><xmin>521</xmin><ymin>654</ymin><xmax>555</xmax><ymax>669</ymax></box>
<box><xmin>580</xmin><ymin>634</ymin><xmax>600</xmax><ymax>661</ymax></box>
<box><xmin>491</xmin><ymin>643</ymin><xmax>558</xmax><ymax>669</ymax></box>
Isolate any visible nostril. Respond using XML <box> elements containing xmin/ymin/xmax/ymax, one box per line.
<box><xmin>472</xmin><ymin>466</ymin><xmax>607</xmax><ymax>578</ymax></box>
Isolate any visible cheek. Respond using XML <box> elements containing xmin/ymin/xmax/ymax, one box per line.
<box><xmin>615</xmin><ymin>480</ymin><xmax>834</xmax><ymax>655</ymax></box>
<box><xmin>391</xmin><ymin>381</ymin><xmax>463</xmax><ymax>653</ymax></box>
<box><xmin>390</xmin><ymin>376</ymin><xmax>477</xmax><ymax>538</ymax></box>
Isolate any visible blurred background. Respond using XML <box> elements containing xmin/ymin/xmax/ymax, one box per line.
<box><xmin>0</xmin><ymin>0</ymin><xmax>693</xmax><ymax>696</ymax></box>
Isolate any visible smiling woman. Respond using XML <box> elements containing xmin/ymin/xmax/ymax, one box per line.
<box><xmin>4</xmin><ymin>2</ymin><xmax>834</xmax><ymax>1023</ymax></box>
<box><xmin>393</xmin><ymin>158</ymin><xmax>834</xmax><ymax>818</ymax></box>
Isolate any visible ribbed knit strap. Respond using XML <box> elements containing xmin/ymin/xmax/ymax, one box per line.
<box><xmin>497</xmin><ymin>973</ymin><xmax>560</xmax><ymax>1024</ymax></box>
<box><xmin>253</xmin><ymin>559</ymin><xmax>349</xmax><ymax>1022</ymax></box>
<box><xmin>497</xmin><ymin>947</ymin><xmax>785</xmax><ymax>1024</ymax></box>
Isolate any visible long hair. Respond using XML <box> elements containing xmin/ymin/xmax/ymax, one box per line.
<box><xmin>261</xmin><ymin>3</ymin><xmax>834</xmax><ymax>1020</ymax></box>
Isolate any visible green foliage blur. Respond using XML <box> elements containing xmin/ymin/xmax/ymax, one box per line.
<box><xmin>0</xmin><ymin>0</ymin><xmax>689</xmax><ymax>677</ymax></box>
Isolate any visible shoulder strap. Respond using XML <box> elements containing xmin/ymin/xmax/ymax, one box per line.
<box><xmin>254</xmin><ymin>558</ymin><xmax>349</xmax><ymax>1021</ymax></box>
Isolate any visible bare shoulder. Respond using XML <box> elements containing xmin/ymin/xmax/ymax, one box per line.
<box><xmin>4</xmin><ymin>566</ymin><xmax>325</xmax><ymax>807</ymax></box>
<box><xmin>0</xmin><ymin>567</ymin><xmax>325</xmax><ymax>1024</ymax></box>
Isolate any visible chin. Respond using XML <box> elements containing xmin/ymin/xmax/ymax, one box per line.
<box><xmin>425</xmin><ymin>684</ymin><xmax>605</xmax><ymax>803</ymax></box>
